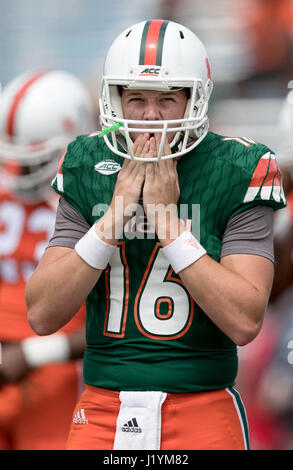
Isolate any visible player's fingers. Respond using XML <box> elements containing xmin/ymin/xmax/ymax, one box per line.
<box><xmin>145</xmin><ymin>136</ymin><xmax>159</xmax><ymax>179</ymax></box>
<box><xmin>145</xmin><ymin>162</ymin><xmax>155</xmax><ymax>184</ymax></box>
<box><xmin>158</xmin><ymin>135</ymin><xmax>172</xmax><ymax>171</ymax></box>
<box><xmin>155</xmin><ymin>132</ymin><xmax>172</xmax><ymax>176</ymax></box>
<box><xmin>124</xmin><ymin>137</ymin><xmax>149</xmax><ymax>177</ymax></box>
<box><xmin>127</xmin><ymin>160</ymin><xmax>144</xmax><ymax>186</ymax></box>
<box><xmin>144</xmin><ymin>139</ymin><xmax>156</xmax><ymax>180</ymax></box>
<box><xmin>134</xmin><ymin>162</ymin><xmax>146</xmax><ymax>186</ymax></box>
<box><xmin>164</xmin><ymin>135</ymin><xmax>172</xmax><ymax>159</ymax></box>
<box><xmin>153</xmin><ymin>133</ymin><xmax>165</xmax><ymax>176</ymax></box>
<box><xmin>142</xmin><ymin>138</ymin><xmax>151</xmax><ymax>157</ymax></box>
<box><xmin>154</xmin><ymin>132</ymin><xmax>163</xmax><ymax>157</ymax></box>
<box><xmin>165</xmin><ymin>155</ymin><xmax>175</xmax><ymax>176</ymax></box>
<box><xmin>119</xmin><ymin>158</ymin><xmax>140</xmax><ymax>185</ymax></box>
<box><xmin>133</xmin><ymin>133</ymin><xmax>150</xmax><ymax>157</ymax></box>
<box><xmin>146</xmin><ymin>136</ymin><xmax>156</xmax><ymax>159</ymax></box>
<box><xmin>173</xmin><ymin>159</ymin><xmax>180</xmax><ymax>186</ymax></box>
<box><xmin>131</xmin><ymin>139</ymin><xmax>151</xmax><ymax>181</ymax></box>
<box><xmin>118</xmin><ymin>157</ymin><xmax>131</xmax><ymax>179</ymax></box>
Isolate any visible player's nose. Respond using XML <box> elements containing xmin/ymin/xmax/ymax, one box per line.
<box><xmin>143</xmin><ymin>102</ymin><xmax>161</xmax><ymax>121</ymax></box>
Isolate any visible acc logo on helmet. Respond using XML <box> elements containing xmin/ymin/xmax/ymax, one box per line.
<box><xmin>139</xmin><ymin>68</ymin><xmax>160</xmax><ymax>76</ymax></box>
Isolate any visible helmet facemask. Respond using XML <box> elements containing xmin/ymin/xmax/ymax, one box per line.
<box><xmin>99</xmin><ymin>76</ymin><xmax>213</xmax><ymax>161</ymax></box>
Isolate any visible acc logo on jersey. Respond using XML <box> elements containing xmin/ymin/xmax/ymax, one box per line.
<box><xmin>94</xmin><ymin>160</ymin><xmax>121</xmax><ymax>175</ymax></box>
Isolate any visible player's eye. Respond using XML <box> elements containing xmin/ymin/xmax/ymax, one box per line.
<box><xmin>129</xmin><ymin>97</ymin><xmax>143</xmax><ymax>103</ymax></box>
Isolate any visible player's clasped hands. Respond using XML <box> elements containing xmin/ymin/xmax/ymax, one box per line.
<box><xmin>108</xmin><ymin>132</ymin><xmax>180</xmax><ymax>240</ymax></box>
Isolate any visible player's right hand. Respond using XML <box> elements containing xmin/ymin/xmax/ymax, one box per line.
<box><xmin>94</xmin><ymin>134</ymin><xmax>149</xmax><ymax>244</ymax></box>
<box><xmin>109</xmin><ymin>133</ymin><xmax>149</xmax><ymax>219</ymax></box>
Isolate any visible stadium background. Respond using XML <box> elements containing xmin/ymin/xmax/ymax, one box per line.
<box><xmin>1</xmin><ymin>0</ymin><xmax>293</xmax><ymax>450</ymax></box>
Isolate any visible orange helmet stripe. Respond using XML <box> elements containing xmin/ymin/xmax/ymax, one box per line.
<box><xmin>139</xmin><ymin>20</ymin><xmax>169</xmax><ymax>66</ymax></box>
<box><xmin>6</xmin><ymin>70</ymin><xmax>49</xmax><ymax>137</ymax></box>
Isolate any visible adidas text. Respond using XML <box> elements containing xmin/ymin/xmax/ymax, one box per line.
<box><xmin>121</xmin><ymin>427</ymin><xmax>142</xmax><ymax>433</ymax></box>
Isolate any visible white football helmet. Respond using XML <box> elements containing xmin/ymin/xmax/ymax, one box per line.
<box><xmin>0</xmin><ymin>69</ymin><xmax>95</xmax><ymax>201</ymax></box>
<box><xmin>99</xmin><ymin>19</ymin><xmax>213</xmax><ymax>161</ymax></box>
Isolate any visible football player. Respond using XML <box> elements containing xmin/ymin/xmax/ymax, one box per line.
<box><xmin>0</xmin><ymin>70</ymin><xmax>95</xmax><ymax>449</ymax></box>
<box><xmin>26</xmin><ymin>21</ymin><xmax>286</xmax><ymax>450</ymax></box>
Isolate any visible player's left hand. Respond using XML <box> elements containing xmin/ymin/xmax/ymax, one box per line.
<box><xmin>0</xmin><ymin>343</ymin><xmax>31</xmax><ymax>385</ymax></box>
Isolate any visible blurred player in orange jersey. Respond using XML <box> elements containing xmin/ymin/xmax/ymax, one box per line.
<box><xmin>0</xmin><ymin>70</ymin><xmax>96</xmax><ymax>449</ymax></box>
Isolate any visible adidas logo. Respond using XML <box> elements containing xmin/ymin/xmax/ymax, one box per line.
<box><xmin>73</xmin><ymin>408</ymin><xmax>88</xmax><ymax>425</ymax></box>
<box><xmin>121</xmin><ymin>417</ymin><xmax>142</xmax><ymax>433</ymax></box>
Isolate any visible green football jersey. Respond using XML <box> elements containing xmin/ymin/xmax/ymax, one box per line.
<box><xmin>52</xmin><ymin>131</ymin><xmax>286</xmax><ymax>393</ymax></box>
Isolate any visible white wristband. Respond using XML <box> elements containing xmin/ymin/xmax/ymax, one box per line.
<box><xmin>75</xmin><ymin>224</ymin><xmax>116</xmax><ymax>270</ymax></box>
<box><xmin>21</xmin><ymin>333</ymin><xmax>70</xmax><ymax>368</ymax></box>
<box><xmin>162</xmin><ymin>231</ymin><xmax>206</xmax><ymax>274</ymax></box>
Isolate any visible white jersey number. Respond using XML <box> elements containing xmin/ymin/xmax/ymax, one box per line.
<box><xmin>0</xmin><ymin>201</ymin><xmax>55</xmax><ymax>282</ymax></box>
<box><xmin>103</xmin><ymin>243</ymin><xmax>194</xmax><ymax>340</ymax></box>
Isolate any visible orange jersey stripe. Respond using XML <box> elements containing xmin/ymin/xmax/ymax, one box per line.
<box><xmin>58</xmin><ymin>149</ymin><xmax>67</xmax><ymax>175</ymax></box>
<box><xmin>261</xmin><ymin>157</ymin><xmax>279</xmax><ymax>187</ymax></box>
<box><xmin>248</xmin><ymin>156</ymin><xmax>270</xmax><ymax>188</ymax></box>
